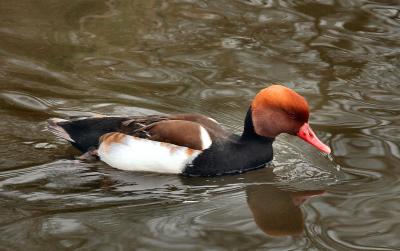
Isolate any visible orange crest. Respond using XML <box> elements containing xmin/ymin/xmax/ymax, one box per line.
<box><xmin>252</xmin><ymin>84</ymin><xmax>309</xmax><ymax>123</ymax></box>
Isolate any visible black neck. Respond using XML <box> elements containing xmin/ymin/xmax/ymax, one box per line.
<box><xmin>241</xmin><ymin>107</ymin><xmax>274</xmax><ymax>142</ymax></box>
<box><xmin>183</xmin><ymin>107</ymin><xmax>275</xmax><ymax>177</ymax></box>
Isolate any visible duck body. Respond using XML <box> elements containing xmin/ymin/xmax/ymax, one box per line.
<box><xmin>48</xmin><ymin>109</ymin><xmax>274</xmax><ymax>176</ymax></box>
<box><xmin>47</xmin><ymin>85</ymin><xmax>331</xmax><ymax>177</ymax></box>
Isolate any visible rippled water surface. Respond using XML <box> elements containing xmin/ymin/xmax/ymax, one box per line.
<box><xmin>0</xmin><ymin>0</ymin><xmax>399</xmax><ymax>250</ymax></box>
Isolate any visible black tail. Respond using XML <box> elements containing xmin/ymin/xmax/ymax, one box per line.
<box><xmin>47</xmin><ymin>117</ymin><xmax>127</xmax><ymax>152</ymax></box>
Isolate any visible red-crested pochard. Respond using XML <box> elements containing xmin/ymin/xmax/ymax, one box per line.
<box><xmin>47</xmin><ymin>84</ymin><xmax>331</xmax><ymax>176</ymax></box>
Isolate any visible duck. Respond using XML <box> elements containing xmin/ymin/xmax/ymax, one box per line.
<box><xmin>47</xmin><ymin>84</ymin><xmax>331</xmax><ymax>177</ymax></box>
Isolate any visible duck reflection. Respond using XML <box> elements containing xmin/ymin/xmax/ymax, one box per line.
<box><xmin>96</xmin><ymin>164</ymin><xmax>325</xmax><ymax>237</ymax></box>
<box><xmin>179</xmin><ymin>167</ymin><xmax>326</xmax><ymax>237</ymax></box>
<box><xmin>246</xmin><ymin>184</ymin><xmax>324</xmax><ymax>236</ymax></box>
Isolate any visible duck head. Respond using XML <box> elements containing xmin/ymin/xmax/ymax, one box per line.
<box><xmin>251</xmin><ymin>84</ymin><xmax>331</xmax><ymax>153</ymax></box>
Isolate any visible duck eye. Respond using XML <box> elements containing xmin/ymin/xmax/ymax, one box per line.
<box><xmin>288</xmin><ymin>112</ymin><xmax>296</xmax><ymax>119</ymax></box>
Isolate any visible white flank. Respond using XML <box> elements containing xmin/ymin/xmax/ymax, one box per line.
<box><xmin>98</xmin><ymin>135</ymin><xmax>201</xmax><ymax>174</ymax></box>
<box><xmin>199</xmin><ymin>126</ymin><xmax>212</xmax><ymax>149</ymax></box>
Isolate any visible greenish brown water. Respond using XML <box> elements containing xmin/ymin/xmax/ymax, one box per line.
<box><xmin>0</xmin><ymin>0</ymin><xmax>399</xmax><ymax>250</ymax></box>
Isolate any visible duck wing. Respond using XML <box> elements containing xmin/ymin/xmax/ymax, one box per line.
<box><xmin>47</xmin><ymin>114</ymin><xmax>228</xmax><ymax>153</ymax></box>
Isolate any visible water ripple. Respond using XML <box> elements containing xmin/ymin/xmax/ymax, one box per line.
<box><xmin>0</xmin><ymin>0</ymin><xmax>400</xmax><ymax>250</ymax></box>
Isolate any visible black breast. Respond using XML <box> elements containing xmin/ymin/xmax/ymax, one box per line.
<box><xmin>182</xmin><ymin>108</ymin><xmax>275</xmax><ymax>177</ymax></box>
<box><xmin>182</xmin><ymin>136</ymin><xmax>274</xmax><ymax>177</ymax></box>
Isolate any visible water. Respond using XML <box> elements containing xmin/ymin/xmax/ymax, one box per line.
<box><xmin>0</xmin><ymin>0</ymin><xmax>399</xmax><ymax>250</ymax></box>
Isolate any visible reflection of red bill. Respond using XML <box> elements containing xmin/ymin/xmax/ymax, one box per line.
<box><xmin>297</xmin><ymin>123</ymin><xmax>331</xmax><ymax>154</ymax></box>
<box><xmin>291</xmin><ymin>190</ymin><xmax>326</xmax><ymax>206</ymax></box>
